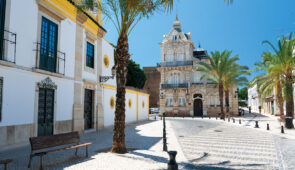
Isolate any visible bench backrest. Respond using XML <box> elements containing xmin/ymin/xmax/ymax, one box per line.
<box><xmin>29</xmin><ymin>132</ymin><xmax>80</xmax><ymax>150</ymax></box>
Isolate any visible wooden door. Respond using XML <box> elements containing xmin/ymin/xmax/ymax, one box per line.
<box><xmin>194</xmin><ymin>99</ymin><xmax>203</xmax><ymax>117</ymax></box>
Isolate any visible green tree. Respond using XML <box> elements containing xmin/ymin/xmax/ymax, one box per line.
<box><xmin>126</xmin><ymin>59</ymin><xmax>146</xmax><ymax>89</ymax></box>
<box><xmin>238</xmin><ymin>87</ymin><xmax>248</xmax><ymax>101</ymax></box>
<box><xmin>223</xmin><ymin>62</ymin><xmax>249</xmax><ymax>116</ymax></box>
<box><xmin>198</xmin><ymin>50</ymin><xmax>236</xmax><ymax>119</ymax></box>
<box><xmin>250</xmin><ymin>52</ymin><xmax>284</xmax><ymax>116</ymax></box>
<box><xmin>79</xmin><ymin>0</ymin><xmax>234</xmax><ymax>153</ymax></box>
<box><xmin>262</xmin><ymin>33</ymin><xmax>295</xmax><ymax>128</ymax></box>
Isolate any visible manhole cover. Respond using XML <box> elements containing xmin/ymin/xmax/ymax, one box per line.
<box><xmin>214</xmin><ymin>130</ymin><xmax>222</xmax><ymax>132</ymax></box>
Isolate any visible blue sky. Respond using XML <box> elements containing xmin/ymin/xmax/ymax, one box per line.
<box><xmin>103</xmin><ymin>0</ymin><xmax>295</xmax><ymax>82</ymax></box>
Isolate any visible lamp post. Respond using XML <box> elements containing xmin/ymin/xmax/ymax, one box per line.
<box><xmin>99</xmin><ymin>66</ymin><xmax>116</xmax><ymax>83</ymax></box>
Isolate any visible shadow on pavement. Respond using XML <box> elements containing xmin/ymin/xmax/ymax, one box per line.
<box><xmin>0</xmin><ymin>120</ymin><xmax>162</xmax><ymax>169</ymax></box>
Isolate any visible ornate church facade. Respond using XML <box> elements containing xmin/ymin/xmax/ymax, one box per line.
<box><xmin>158</xmin><ymin>16</ymin><xmax>238</xmax><ymax>117</ymax></box>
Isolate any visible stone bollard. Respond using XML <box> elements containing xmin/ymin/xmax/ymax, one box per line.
<box><xmin>209</xmin><ymin>116</ymin><xmax>211</xmax><ymax>119</ymax></box>
<box><xmin>281</xmin><ymin>125</ymin><xmax>284</xmax><ymax>133</ymax></box>
<box><xmin>202</xmin><ymin>116</ymin><xmax>203</xmax><ymax>119</ymax></box>
<box><xmin>255</xmin><ymin>121</ymin><xmax>259</xmax><ymax>128</ymax></box>
<box><xmin>168</xmin><ymin>151</ymin><xmax>178</xmax><ymax>170</ymax></box>
<box><xmin>239</xmin><ymin>119</ymin><xmax>241</xmax><ymax>124</ymax></box>
<box><xmin>192</xmin><ymin>116</ymin><xmax>194</xmax><ymax>119</ymax></box>
<box><xmin>155</xmin><ymin>116</ymin><xmax>157</xmax><ymax>120</ymax></box>
<box><xmin>233</xmin><ymin>118</ymin><xmax>235</xmax><ymax>123</ymax></box>
<box><xmin>228</xmin><ymin>117</ymin><xmax>230</xmax><ymax>122</ymax></box>
<box><xmin>216</xmin><ymin>116</ymin><xmax>218</xmax><ymax>120</ymax></box>
<box><xmin>267</xmin><ymin>123</ymin><xmax>270</xmax><ymax>130</ymax></box>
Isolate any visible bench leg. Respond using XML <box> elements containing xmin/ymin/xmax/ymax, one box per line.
<box><xmin>28</xmin><ymin>154</ymin><xmax>33</xmax><ymax>168</ymax></box>
<box><xmin>86</xmin><ymin>145</ymin><xmax>89</xmax><ymax>157</ymax></box>
<box><xmin>75</xmin><ymin>148</ymin><xmax>78</xmax><ymax>156</ymax></box>
<box><xmin>40</xmin><ymin>155</ymin><xmax>44</xmax><ymax>170</ymax></box>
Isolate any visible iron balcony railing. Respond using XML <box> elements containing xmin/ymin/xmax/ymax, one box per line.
<box><xmin>157</xmin><ymin>60</ymin><xmax>193</xmax><ymax>67</ymax></box>
<box><xmin>34</xmin><ymin>42</ymin><xmax>66</xmax><ymax>75</ymax></box>
<box><xmin>191</xmin><ymin>82</ymin><xmax>204</xmax><ymax>85</ymax></box>
<box><xmin>0</xmin><ymin>30</ymin><xmax>16</xmax><ymax>63</ymax></box>
<box><xmin>161</xmin><ymin>83</ymin><xmax>188</xmax><ymax>89</ymax></box>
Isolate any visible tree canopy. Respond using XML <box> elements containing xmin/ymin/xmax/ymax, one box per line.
<box><xmin>126</xmin><ymin>59</ymin><xmax>146</xmax><ymax>89</ymax></box>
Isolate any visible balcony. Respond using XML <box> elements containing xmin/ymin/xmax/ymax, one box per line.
<box><xmin>157</xmin><ymin>60</ymin><xmax>193</xmax><ymax>67</ymax></box>
<box><xmin>34</xmin><ymin>42</ymin><xmax>66</xmax><ymax>75</ymax></box>
<box><xmin>161</xmin><ymin>83</ymin><xmax>188</xmax><ymax>89</ymax></box>
<box><xmin>0</xmin><ymin>30</ymin><xmax>16</xmax><ymax>63</ymax></box>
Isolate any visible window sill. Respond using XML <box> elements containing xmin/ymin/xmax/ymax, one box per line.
<box><xmin>84</xmin><ymin>66</ymin><xmax>96</xmax><ymax>74</ymax></box>
<box><xmin>33</xmin><ymin>68</ymin><xmax>64</xmax><ymax>78</ymax></box>
<box><xmin>0</xmin><ymin>60</ymin><xmax>16</xmax><ymax>68</ymax></box>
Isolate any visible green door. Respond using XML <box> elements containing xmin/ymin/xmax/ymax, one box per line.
<box><xmin>38</xmin><ymin>88</ymin><xmax>54</xmax><ymax>136</ymax></box>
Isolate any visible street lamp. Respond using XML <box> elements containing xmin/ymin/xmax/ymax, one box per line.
<box><xmin>99</xmin><ymin>65</ymin><xmax>116</xmax><ymax>83</ymax></box>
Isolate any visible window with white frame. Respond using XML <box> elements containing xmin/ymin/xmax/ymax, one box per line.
<box><xmin>210</xmin><ymin>96</ymin><xmax>215</xmax><ymax>106</ymax></box>
<box><xmin>178</xmin><ymin>97</ymin><xmax>186</xmax><ymax>106</ymax></box>
<box><xmin>166</xmin><ymin>97</ymin><xmax>173</xmax><ymax>106</ymax></box>
<box><xmin>216</xmin><ymin>96</ymin><xmax>220</xmax><ymax>106</ymax></box>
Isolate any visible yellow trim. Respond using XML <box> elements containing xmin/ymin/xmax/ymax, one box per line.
<box><xmin>43</xmin><ymin>0</ymin><xmax>104</xmax><ymax>38</ymax></box>
<box><xmin>128</xmin><ymin>99</ymin><xmax>132</xmax><ymax>108</ymax></box>
<box><xmin>102</xmin><ymin>84</ymin><xmax>150</xmax><ymax>97</ymax></box>
<box><xmin>103</xmin><ymin>55</ymin><xmax>110</xmax><ymax>68</ymax></box>
<box><xmin>110</xmin><ymin>96</ymin><xmax>115</xmax><ymax>109</ymax></box>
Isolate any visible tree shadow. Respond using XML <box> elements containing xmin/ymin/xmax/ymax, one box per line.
<box><xmin>0</xmin><ymin>120</ymin><xmax>163</xmax><ymax>169</ymax></box>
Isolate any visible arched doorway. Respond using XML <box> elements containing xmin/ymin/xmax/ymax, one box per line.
<box><xmin>194</xmin><ymin>99</ymin><xmax>203</xmax><ymax>117</ymax></box>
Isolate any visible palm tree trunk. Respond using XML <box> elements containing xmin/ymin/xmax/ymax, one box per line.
<box><xmin>276</xmin><ymin>82</ymin><xmax>284</xmax><ymax>116</ymax></box>
<box><xmin>225</xmin><ymin>89</ymin><xmax>230</xmax><ymax>117</ymax></box>
<box><xmin>285</xmin><ymin>75</ymin><xmax>294</xmax><ymax>128</ymax></box>
<box><xmin>219</xmin><ymin>82</ymin><xmax>225</xmax><ymax>119</ymax></box>
<box><xmin>111</xmin><ymin>33</ymin><xmax>129</xmax><ymax>153</ymax></box>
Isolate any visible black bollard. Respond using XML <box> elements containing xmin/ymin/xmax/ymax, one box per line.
<box><xmin>168</xmin><ymin>151</ymin><xmax>178</xmax><ymax>170</ymax></box>
<box><xmin>202</xmin><ymin>116</ymin><xmax>203</xmax><ymax>119</ymax></box>
<box><xmin>255</xmin><ymin>121</ymin><xmax>259</xmax><ymax>128</ymax></box>
<box><xmin>239</xmin><ymin>119</ymin><xmax>241</xmax><ymax>124</ymax></box>
<box><xmin>281</xmin><ymin>125</ymin><xmax>284</xmax><ymax>133</ymax></box>
<box><xmin>155</xmin><ymin>116</ymin><xmax>157</xmax><ymax>120</ymax></box>
<box><xmin>233</xmin><ymin>119</ymin><xmax>235</xmax><ymax>123</ymax></box>
<box><xmin>267</xmin><ymin>123</ymin><xmax>270</xmax><ymax>130</ymax></box>
<box><xmin>209</xmin><ymin>116</ymin><xmax>211</xmax><ymax>119</ymax></box>
<box><xmin>192</xmin><ymin>116</ymin><xmax>194</xmax><ymax>119</ymax></box>
<box><xmin>216</xmin><ymin>116</ymin><xmax>218</xmax><ymax>120</ymax></box>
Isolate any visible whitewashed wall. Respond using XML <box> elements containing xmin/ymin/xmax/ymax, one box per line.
<box><xmin>101</xmin><ymin>39</ymin><xmax>149</xmax><ymax>127</ymax></box>
<box><xmin>0</xmin><ymin>67</ymin><xmax>74</xmax><ymax>126</ymax></box>
<box><xmin>102</xmin><ymin>86</ymin><xmax>150</xmax><ymax>127</ymax></box>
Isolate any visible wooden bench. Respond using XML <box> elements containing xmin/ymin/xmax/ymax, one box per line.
<box><xmin>0</xmin><ymin>159</ymin><xmax>13</xmax><ymax>170</ymax></box>
<box><xmin>28</xmin><ymin>132</ymin><xmax>92</xmax><ymax>169</ymax></box>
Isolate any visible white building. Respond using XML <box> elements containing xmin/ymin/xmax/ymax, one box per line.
<box><xmin>0</xmin><ymin>0</ymin><xmax>149</xmax><ymax>148</ymax></box>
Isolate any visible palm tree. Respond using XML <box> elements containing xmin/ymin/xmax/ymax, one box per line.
<box><xmin>223</xmin><ymin>63</ymin><xmax>249</xmax><ymax>117</ymax></box>
<box><xmin>250</xmin><ymin>52</ymin><xmax>284</xmax><ymax>116</ymax></box>
<box><xmin>262</xmin><ymin>33</ymin><xmax>295</xmax><ymax>128</ymax></box>
<box><xmin>77</xmin><ymin>0</ymin><xmax>174</xmax><ymax>153</ymax></box>
<box><xmin>78</xmin><ymin>0</ymin><xmax>235</xmax><ymax>153</ymax></box>
<box><xmin>198</xmin><ymin>50</ymin><xmax>237</xmax><ymax>119</ymax></box>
